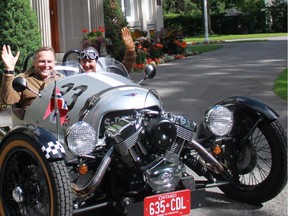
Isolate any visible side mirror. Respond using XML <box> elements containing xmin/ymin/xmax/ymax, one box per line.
<box><xmin>138</xmin><ymin>64</ymin><xmax>156</xmax><ymax>84</ymax></box>
<box><xmin>12</xmin><ymin>77</ymin><xmax>41</xmax><ymax>97</ymax></box>
<box><xmin>12</xmin><ymin>77</ymin><xmax>27</xmax><ymax>92</ymax></box>
<box><xmin>144</xmin><ymin>64</ymin><xmax>156</xmax><ymax>79</ymax></box>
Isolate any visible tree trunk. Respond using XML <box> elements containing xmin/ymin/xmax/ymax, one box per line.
<box><xmin>207</xmin><ymin>0</ymin><xmax>214</xmax><ymax>34</ymax></box>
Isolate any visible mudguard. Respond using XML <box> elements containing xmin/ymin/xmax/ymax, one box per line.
<box><xmin>216</xmin><ymin>96</ymin><xmax>279</xmax><ymax>122</ymax></box>
<box><xmin>196</xmin><ymin>96</ymin><xmax>279</xmax><ymax>139</ymax></box>
<box><xmin>0</xmin><ymin>124</ymin><xmax>66</xmax><ymax>160</ymax></box>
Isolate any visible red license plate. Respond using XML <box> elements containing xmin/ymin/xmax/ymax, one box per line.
<box><xmin>144</xmin><ymin>189</ymin><xmax>191</xmax><ymax>216</ymax></box>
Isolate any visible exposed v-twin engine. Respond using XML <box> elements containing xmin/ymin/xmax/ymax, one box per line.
<box><xmin>105</xmin><ymin>114</ymin><xmax>195</xmax><ymax>192</ymax></box>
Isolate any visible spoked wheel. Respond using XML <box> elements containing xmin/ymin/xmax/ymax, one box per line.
<box><xmin>220</xmin><ymin>120</ymin><xmax>287</xmax><ymax>204</ymax></box>
<box><xmin>0</xmin><ymin>134</ymin><xmax>73</xmax><ymax>216</ymax></box>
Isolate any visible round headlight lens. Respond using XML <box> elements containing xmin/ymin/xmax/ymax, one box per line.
<box><xmin>206</xmin><ymin>105</ymin><xmax>233</xmax><ymax>136</ymax></box>
<box><xmin>66</xmin><ymin>121</ymin><xmax>97</xmax><ymax>156</ymax></box>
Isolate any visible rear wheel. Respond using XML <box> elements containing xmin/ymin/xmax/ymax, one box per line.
<box><xmin>0</xmin><ymin>134</ymin><xmax>73</xmax><ymax>216</ymax></box>
<box><xmin>220</xmin><ymin>120</ymin><xmax>287</xmax><ymax>204</ymax></box>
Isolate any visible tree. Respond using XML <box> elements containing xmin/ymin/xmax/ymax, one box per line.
<box><xmin>0</xmin><ymin>0</ymin><xmax>41</xmax><ymax>73</ymax></box>
<box><xmin>163</xmin><ymin>0</ymin><xmax>217</xmax><ymax>34</ymax></box>
<box><xmin>266</xmin><ymin>0</ymin><xmax>287</xmax><ymax>32</ymax></box>
<box><xmin>163</xmin><ymin>0</ymin><xmax>270</xmax><ymax>35</ymax></box>
<box><xmin>103</xmin><ymin>0</ymin><xmax>128</xmax><ymax>61</ymax></box>
<box><xmin>163</xmin><ymin>0</ymin><xmax>201</xmax><ymax>15</ymax></box>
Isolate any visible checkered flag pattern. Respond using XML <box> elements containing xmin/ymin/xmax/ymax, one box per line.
<box><xmin>41</xmin><ymin>141</ymin><xmax>66</xmax><ymax>159</ymax></box>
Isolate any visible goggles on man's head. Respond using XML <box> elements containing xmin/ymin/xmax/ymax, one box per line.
<box><xmin>79</xmin><ymin>50</ymin><xmax>99</xmax><ymax>60</ymax></box>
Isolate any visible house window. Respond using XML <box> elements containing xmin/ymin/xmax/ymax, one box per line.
<box><xmin>121</xmin><ymin>0</ymin><xmax>138</xmax><ymax>22</ymax></box>
<box><xmin>123</xmin><ymin>0</ymin><xmax>131</xmax><ymax>17</ymax></box>
<box><xmin>144</xmin><ymin>0</ymin><xmax>153</xmax><ymax>21</ymax></box>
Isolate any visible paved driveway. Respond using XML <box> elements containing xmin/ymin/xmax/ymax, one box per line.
<box><xmin>131</xmin><ymin>39</ymin><xmax>287</xmax><ymax>130</ymax></box>
<box><xmin>129</xmin><ymin>38</ymin><xmax>287</xmax><ymax>216</ymax></box>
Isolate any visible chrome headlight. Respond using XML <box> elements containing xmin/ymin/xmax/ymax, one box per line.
<box><xmin>66</xmin><ymin>121</ymin><xmax>97</xmax><ymax>156</ymax></box>
<box><xmin>206</xmin><ymin>105</ymin><xmax>233</xmax><ymax>136</ymax></box>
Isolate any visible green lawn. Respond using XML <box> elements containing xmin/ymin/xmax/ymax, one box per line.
<box><xmin>185</xmin><ymin>33</ymin><xmax>287</xmax><ymax>43</ymax></box>
<box><xmin>274</xmin><ymin>68</ymin><xmax>287</xmax><ymax>101</ymax></box>
<box><xmin>187</xmin><ymin>44</ymin><xmax>223</xmax><ymax>53</ymax></box>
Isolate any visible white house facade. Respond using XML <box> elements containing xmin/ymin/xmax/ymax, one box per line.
<box><xmin>30</xmin><ymin>0</ymin><xmax>164</xmax><ymax>53</ymax></box>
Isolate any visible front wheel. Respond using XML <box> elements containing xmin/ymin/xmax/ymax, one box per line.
<box><xmin>220</xmin><ymin>120</ymin><xmax>287</xmax><ymax>204</ymax></box>
<box><xmin>0</xmin><ymin>134</ymin><xmax>73</xmax><ymax>216</ymax></box>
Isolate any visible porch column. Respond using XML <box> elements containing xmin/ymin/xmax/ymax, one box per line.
<box><xmin>140</xmin><ymin>0</ymin><xmax>147</xmax><ymax>31</ymax></box>
<box><xmin>89</xmin><ymin>0</ymin><xmax>105</xmax><ymax>30</ymax></box>
<box><xmin>154</xmin><ymin>1</ymin><xmax>164</xmax><ymax>31</ymax></box>
<box><xmin>31</xmin><ymin>0</ymin><xmax>52</xmax><ymax>47</ymax></box>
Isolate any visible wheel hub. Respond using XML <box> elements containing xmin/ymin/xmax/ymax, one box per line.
<box><xmin>236</xmin><ymin>144</ymin><xmax>257</xmax><ymax>174</ymax></box>
<box><xmin>12</xmin><ymin>186</ymin><xmax>24</xmax><ymax>203</ymax></box>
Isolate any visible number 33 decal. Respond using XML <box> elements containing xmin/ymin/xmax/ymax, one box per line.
<box><xmin>60</xmin><ymin>83</ymin><xmax>88</xmax><ymax>110</ymax></box>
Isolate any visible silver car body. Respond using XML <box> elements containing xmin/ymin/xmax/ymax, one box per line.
<box><xmin>12</xmin><ymin>70</ymin><xmax>162</xmax><ymax>143</ymax></box>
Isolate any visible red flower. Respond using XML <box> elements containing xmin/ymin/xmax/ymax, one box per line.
<box><xmin>155</xmin><ymin>43</ymin><xmax>163</xmax><ymax>48</ymax></box>
<box><xmin>154</xmin><ymin>58</ymin><xmax>160</xmax><ymax>64</ymax></box>
<box><xmin>98</xmin><ymin>26</ymin><xmax>105</xmax><ymax>33</ymax></box>
<box><xmin>134</xmin><ymin>63</ymin><xmax>145</xmax><ymax>70</ymax></box>
<box><xmin>181</xmin><ymin>41</ymin><xmax>187</xmax><ymax>48</ymax></box>
<box><xmin>174</xmin><ymin>40</ymin><xmax>181</xmax><ymax>46</ymax></box>
<box><xmin>175</xmin><ymin>54</ymin><xmax>185</xmax><ymax>59</ymax></box>
<box><xmin>82</xmin><ymin>26</ymin><xmax>107</xmax><ymax>51</ymax></box>
<box><xmin>146</xmin><ymin>58</ymin><xmax>154</xmax><ymax>64</ymax></box>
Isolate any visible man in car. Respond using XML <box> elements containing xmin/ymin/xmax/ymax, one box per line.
<box><xmin>0</xmin><ymin>45</ymin><xmax>64</xmax><ymax>108</ymax></box>
<box><xmin>80</xmin><ymin>27</ymin><xmax>136</xmax><ymax>73</ymax></box>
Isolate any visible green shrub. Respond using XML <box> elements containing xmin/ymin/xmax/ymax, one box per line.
<box><xmin>164</xmin><ymin>14</ymin><xmax>202</xmax><ymax>36</ymax></box>
<box><xmin>103</xmin><ymin>0</ymin><xmax>128</xmax><ymax>61</ymax></box>
<box><xmin>0</xmin><ymin>0</ymin><xmax>41</xmax><ymax>73</ymax></box>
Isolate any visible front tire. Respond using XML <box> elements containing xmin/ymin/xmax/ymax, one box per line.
<box><xmin>0</xmin><ymin>134</ymin><xmax>73</xmax><ymax>216</ymax></box>
<box><xmin>220</xmin><ymin>120</ymin><xmax>287</xmax><ymax>204</ymax></box>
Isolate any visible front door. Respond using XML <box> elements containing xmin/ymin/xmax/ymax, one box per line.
<box><xmin>49</xmin><ymin>0</ymin><xmax>60</xmax><ymax>52</ymax></box>
<box><xmin>57</xmin><ymin>0</ymin><xmax>91</xmax><ymax>52</ymax></box>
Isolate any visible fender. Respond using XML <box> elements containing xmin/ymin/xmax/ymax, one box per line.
<box><xmin>216</xmin><ymin>96</ymin><xmax>279</xmax><ymax>122</ymax></box>
<box><xmin>1</xmin><ymin>124</ymin><xmax>66</xmax><ymax>160</ymax></box>
<box><xmin>196</xmin><ymin>96</ymin><xmax>279</xmax><ymax>139</ymax></box>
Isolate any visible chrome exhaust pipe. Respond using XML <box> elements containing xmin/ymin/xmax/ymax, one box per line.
<box><xmin>71</xmin><ymin>147</ymin><xmax>114</xmax><ymax>197</ymax></box>
<box><xmin>188</xmin><ymin>140</ymin><xmax>224</xmax><ymax>174</ymax></box>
